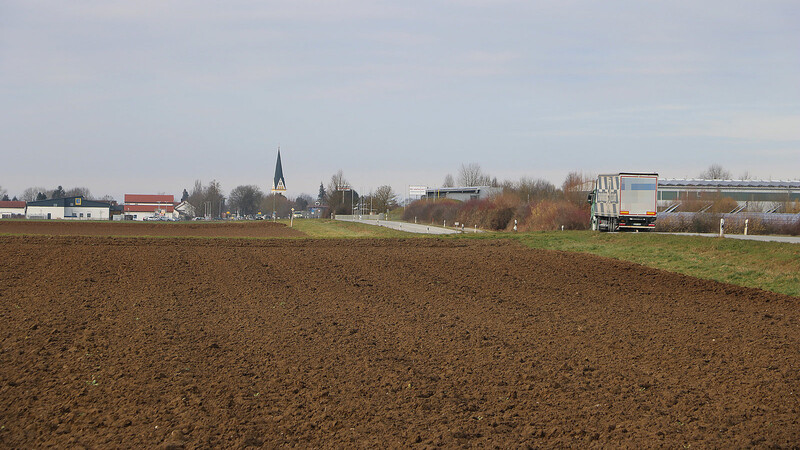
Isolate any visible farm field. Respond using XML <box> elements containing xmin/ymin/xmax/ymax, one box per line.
<box><xmin>507</xmin><ymin>231</ymin><xmax>800</xmax><ymax>297</ymax></box>
<box><xmin>1</xmin><ymin>232</ymin><xmax>798</xmax><ymax>447</ymax></box>
<box><xmin>0</xmin><ymin>220</ymin><xmax>305</xmax><ymax>238</ymax></box>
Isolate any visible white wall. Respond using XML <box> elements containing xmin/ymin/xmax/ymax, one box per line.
<box><xmin>0</xmin><ymin>207</ymin><xmax>26</xmax><ymax>218</ymax></box>
<box><xmin>26</xmin><ymin>205</ymin><xmax>109</xmax><ymax>220</ymax></box>
<box><xmin>64</xmin><ymin>206</ymin><xmax>109</xmax><ymax>220</ymax></box>
<box><xmin>26</xmin><ymin>206</ymin><xmax>64</xmax><ymax>219</ymax></box>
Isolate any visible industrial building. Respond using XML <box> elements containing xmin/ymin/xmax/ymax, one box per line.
<box><xmin>658</xmin><ymin>179</ymin><xmax>800</xmax><ymax>213</ymax></box>
<box><xmin>26</xmin><ymin>196</ymin><xmax>111</xmax><ymax>220</ymax></box>
<box><xmin>423</xmin><ymin>186</ymin><xmax>501</xmax><ymax>202</ymax></box>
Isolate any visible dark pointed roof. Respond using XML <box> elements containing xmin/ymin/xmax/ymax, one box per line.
<box><xmin>272</xmin><ymin>148</ymin><xmax>286</xmax><ymax>192</ymax></box>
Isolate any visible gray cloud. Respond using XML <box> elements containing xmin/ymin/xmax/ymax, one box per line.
<box><xmin>1</xmin><ymin>0</ymin><xmax>798</xmax><ymax>200</ymax></box>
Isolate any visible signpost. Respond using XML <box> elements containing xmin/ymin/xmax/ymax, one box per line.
<box><xmin>409</xmin><ymin>185</ymin><xmax>427</xmax><ymax>199</ymax></box>
<box><xmin>337</xmin><ymin>185</ymin><xmax>352</xmax><ymax>215</ymax></box>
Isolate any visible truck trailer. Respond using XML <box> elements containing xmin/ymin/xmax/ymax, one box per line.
<box><xmin>588</xmin><ymin>173</ymin><xmax>658</xmax><ymax>231</ymax></box>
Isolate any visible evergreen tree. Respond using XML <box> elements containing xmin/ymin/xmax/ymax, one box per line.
<box><xmin>318</xmin><ymin>182</ymin><xmax>325</xmax><ymax>203</ymax></box>
<box><xmin>181</xmin><ymin>189</ymin><xmax>189</xmax><ymax>202</ymax></box>
<box><xmin>1</xmin><ymin>194</ymin><xmax>9</xmax><ymax>201</ymax></box>
<box><xmin>36</xmin><ymin>192</ymin><xmax>47</xmax><ymax>201</ymax></box>
<box><xmin>51</xmin><ymin>185</ymin><xmax>66</xmax><ymax>199</ymax></box>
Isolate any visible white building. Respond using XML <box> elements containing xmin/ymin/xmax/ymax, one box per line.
<box><xmin>0</xmin><ymin>201</ymin><xmax>26</xmax><ymax>218</ymax></box>
<box><xmin>26</xmin><ymin>196</ymin><xmax>110</xmax><ymax>220</ymax></box>
<box><xmin>175</xmin><ymin>201</ymin><xmax>195</xmax><ymax>219</ymax></box>
<box><xmin>123</xmin><ymin>194</ymin><xmax>179</xmax><ymax>220</ymax></box>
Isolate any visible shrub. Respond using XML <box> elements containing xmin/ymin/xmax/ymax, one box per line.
<box><xmin>518</xmin><ymin>200</ymin><xmax>589</xmax><ymax>231</ymax></box>
<box><xmin>402</xmin><ymin>199</ymin><xmax>461</xmax><ymax>225</ymax></box>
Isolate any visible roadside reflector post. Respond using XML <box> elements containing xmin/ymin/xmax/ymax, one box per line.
<box><xmin>513</xmin><ymin>219</ymin><xmax>518</xmax><ymax>232</ymax></box>
<box><xmin>561</xmin><ymin>225</ymin><xmax>564</xmax><ymax>231</ymax></box>
<box><xmin>720</xmin><ymin>218</ymin><xmax>725</xmax><ymax>237</ymax></box>
<box><xmin>290</xmin><ymin>208</ymin><xmax>294</xmax><ymax>227</ymax></box>
<box><xmin>444</xmin><ymin>220</ymin><xmax>446</xmax><ymax>228</ymax></box>
<box><xmin>474</xmin><ymin>225</ymin><xmax>477</xmax><ymax>233</ymax></box>
<box><xmin>744</xmin><ymin>219</ymin><xmax>749</xmax><ymax>235</ymax></box>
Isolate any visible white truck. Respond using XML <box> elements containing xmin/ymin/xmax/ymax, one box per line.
<box><xmin>588</xmin><ymin>173</ymin><xmax>658</xmax><ymax>231</ymax></box>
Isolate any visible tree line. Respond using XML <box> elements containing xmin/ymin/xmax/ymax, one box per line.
<box><xmin>0</xmin><ymin>185</ymin><xmax>113</xmax><ymax>203</ymax></box>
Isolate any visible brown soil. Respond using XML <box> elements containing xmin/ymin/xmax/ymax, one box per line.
<box><xmin>0</xmin><ymin>235</ymin><xmax>798</xmax><ymax>448</ymax></box>
<box><xmin>0</xmin><ymin>220</ymin><xmax>305</xmax><ymax>238</ymax></box>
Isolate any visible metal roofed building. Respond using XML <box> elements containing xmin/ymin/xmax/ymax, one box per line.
<box><xmin>423</xmin><ymin>186</ymin><xmax>501</xmax><ymax>202</ymax></box>
<box><xmin>658</xmin><ymin>179</ymin><xmax>800</xmax><ymax>213</ymax></box>
<box><xmin>26</xmin><ymin>196</ymin><xmax>111</xmax><ymax>220</ymax></box>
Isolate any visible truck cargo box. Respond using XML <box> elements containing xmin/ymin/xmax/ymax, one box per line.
<box><xmin>589</xmin><ymin>173</ymin><xmax>658</xmax><ymax>231</ymax></box>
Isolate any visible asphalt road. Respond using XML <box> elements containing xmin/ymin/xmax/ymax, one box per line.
<box><xmin>336</xmin><ymin>218</ymin><xmax>800</xmax><ymax>242</ymax></box>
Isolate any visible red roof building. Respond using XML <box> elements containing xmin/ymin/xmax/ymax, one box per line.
<box><xmin>123</xmin><ymin>194</ymin><xmax>177</xmax><ymax>220</ymax></box>
<box><xmin>0</xmin><ymin>201</ymin><xmax>26</xmax><ymax>209</ymax></box>
<box><xmin>0</xmin><ymin>201</ymin><xmax>27</xmax><ymax>219</ymax></box>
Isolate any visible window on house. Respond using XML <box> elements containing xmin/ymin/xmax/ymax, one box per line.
<box><xmin>87</xmin><ymin>212</ymin><xmax>91</xmax><ymax>218</ymax></box>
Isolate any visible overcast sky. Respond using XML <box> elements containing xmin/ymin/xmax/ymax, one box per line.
<box><xmin>2</xmin><ymin>0</ymin><xmax>799</xmax><ymax>201</ymax></box>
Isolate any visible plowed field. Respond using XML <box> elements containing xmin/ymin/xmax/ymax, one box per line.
<box><xmin>0</xmin><ymin>220</ymin><xmax>305</xmax><ymax>238</ymax></box>
<box><xmin>1</xmin><ymin>234</ymin><xmax>798</xmax><ymax>447</ymax></box>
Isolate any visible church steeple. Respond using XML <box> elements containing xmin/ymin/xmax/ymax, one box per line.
<box><xmin>272</xmin><ymin>147</ymin><xmax>286</xmax><ymax>192</ymax></box>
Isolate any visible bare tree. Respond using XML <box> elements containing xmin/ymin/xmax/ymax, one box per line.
<box><xmin>457</xmin><ymin>163</ymin><xmax>491</xmax><ymax>186</ymax></box>
<box><xmin>325</xmin><ymin>170</ymin><xmax>358</xmax><ymax>215</ymax></box>
<box><xmin>96</xmin><ymin>194</ymin><xmax>117</xmax><ymax>203</ymax></box>
<box><xmin>699</xmin><ymin>164</ymin><xmax>731</xmax><ymax>180</ymax></box>
<box><xmin>228</xmin><ymin>185</ymin><xmax>264</xmax><ymax>216</ymax></box>
<box><xmin>260</xmin><ymin>193</ymin><xmax>292</xmax><ymax>218</ymax></box>
<box><xmin>507</xmin><ymin>177</ymin><xmax>558</xmax><ymax>203</ymax></box>
<box><xmin>371</xmin><ymin>185</ymin><xmax>398</xmax><ymax>213</ymax></box>
<box><xmin>562</xmin><ymin>171</ymin><xmax>592</xmax><ymax>205</ymax></box>
<box><xmin>187</xmin><ymin>179</ymin><xmax>225</xmax><ymax>218</ymax></box>
<box><xmin>442</xmin><ymin>174</ymin><xmax>455</xmax><ymax>187</ymax></box>
<box><xmin>21</xmin><ymin>187</ymin><xmax>48</xmax><ymax>202</ymax></box>
<box><xmin>65</xmin><ymin>187</ymin><xmax>92</xmax><ymax>198</ymax></box>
